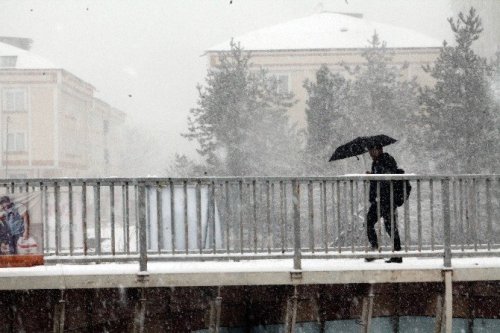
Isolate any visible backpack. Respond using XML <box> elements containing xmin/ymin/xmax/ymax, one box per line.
<box><xmin>393</xmin><ymin>168</ymin><xmax>411</xmax><ymax>207</ymax></box>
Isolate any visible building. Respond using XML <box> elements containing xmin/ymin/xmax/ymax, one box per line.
<box><xmin>207</xmin><ymin>12</ymin><xmax>442</xmax><ymax>126</ymax></box>
<box><xmin>0</xmin><ymin>39</ymin><xmax>125</xmax><ymax>178</ymax></box>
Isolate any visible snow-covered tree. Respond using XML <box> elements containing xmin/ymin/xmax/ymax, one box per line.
<box><xmin>418</xmin><ymin>8</ymin><xmax>498</xmax><ymax>173</ymax></box>
<box><xmin>166</xmin><ymin>154</ymin><xmax>208</xmax><ymax>177</ymax></box>
<box><xmin>346</xmin><ymin>33</ymin><xmax>420</xmax><ymax>139</ymax></box>
<box><xmin>183</xmin><ymin>41</ymin><xmax>302</xmax><ymax>176</ymax></box>
<box><xmin>303</xmin><ymin>65</ymin><xmax>351</xmax><ymax>175</ymax></box>
<box><xmin>343</xmin><ymin>33</ymin><xmax>420</xmax><ymax>171</ymax></box>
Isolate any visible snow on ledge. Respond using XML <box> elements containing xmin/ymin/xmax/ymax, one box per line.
<box><xmin>0</xmin><ymin>257</ymin><xmax>499</xmax><ymax>277</ymax></box>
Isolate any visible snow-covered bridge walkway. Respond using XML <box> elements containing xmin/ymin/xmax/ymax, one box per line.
<box><xmin>1</xmin><ymin>256</ymin><xmax>500</xmax><ymax>290</ymax></box>
<box><xmin>0</xmin><ymin>175</ymin><xmax>498</xmax><ymax>281</ymax></box>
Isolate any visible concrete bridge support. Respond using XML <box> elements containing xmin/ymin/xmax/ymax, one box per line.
<box><xmin>444</xmin><ymin>270</ymin><xmax>453</xmax><ymax>333</ymax></box>
<box><xmin>52</xmin><ymin>289</ymin><xmax>66</xmax><ymax>333</ymax></box>
<box><xmin>359</xmin><ymin>284</ymin><xmax>374</xmax><ymax>333</ymax></box>
<box><xmin>434</xmin><ymin>294</ymin><xmax>444</xmax><ymax>333</ymax></box>
<box><xmin>132</xmin><ymin>288</ymin><xmax>147</xmax><ymax>333</ymax></box>
<box><xmin>208</xmin><ymin>287</ymin><xmax>222</xmax><ymax>333</ymax></box>
<box><xmin>284</xmin><ymin>286</ymin><xmax>298</xmax><ymax>333</ymax></box>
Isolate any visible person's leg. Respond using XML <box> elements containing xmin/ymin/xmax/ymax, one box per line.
<box><xmin>392</xmin><ymin>211</ymin><xmax>402</xmax><ymax>252</ymax></box>
<box><xmin>381</xmin><ymin>207</ymin><xmax>401</xmax><ymax>251</ymax></box>
<box><xmin>382</xmin><ymin>207</ymin><xmax>402</xmax><ymax>263</ymax></box>
<box><xmin>9</xmin><ymin>234</ymin><xmax>19</xmax><ymax>254</ymax></box>
<box><xmin>366</xmin><ymin>204</ymin><xmax>379</xmax><ymax>249</ymax></box>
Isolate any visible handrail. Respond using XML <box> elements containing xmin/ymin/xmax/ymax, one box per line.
<box><xmin>0</xmin><ymin>174</ymin><xmax>497</xmax><ymax>184</ymax></box>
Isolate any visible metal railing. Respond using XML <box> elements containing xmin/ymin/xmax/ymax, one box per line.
<box><xmin>1</xmin><ymin>175</ymin><xmax>498</xmax><ymax>271</ymax></box>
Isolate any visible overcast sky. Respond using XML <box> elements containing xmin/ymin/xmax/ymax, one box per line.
<box><xmin>0</xmin><ymin>0</ymin><xmax>493</xmax><ymax>166</ymax></box>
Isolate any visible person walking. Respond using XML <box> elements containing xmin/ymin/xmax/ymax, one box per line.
<box><xmin>365</xmin><ymin>144</ymin><xmax>402</xmax><ymax>263</ymax></box>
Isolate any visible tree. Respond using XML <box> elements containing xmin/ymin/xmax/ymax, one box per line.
<box><xmin>303</xmin><ymin>65</ymin><xmax>351</xmax><ymax>175</ymax></box>
<box><xmin>166</xmin><ymin>154</ymin><xmax>208</xmax><ymax>177</ymax></box>
<box><xmin>418</xmin><ymin>8</ymin><xmax>498</xmax><ymax>173</ymax></box>
<box><xmin>183</xmin><ymin>41</ymin><xmax>302</xmax><ymax>176</ymax></box>
<box><xmin>344</xmin><ymin>33</ymin><xmax>420</xmax><ymax>170</ymax></box>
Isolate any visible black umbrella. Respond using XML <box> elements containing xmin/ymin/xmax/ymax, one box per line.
<box><xmin>329</xmin><ymin>135</ymin><xmax>397</xmax><ymax>162</ymax></box>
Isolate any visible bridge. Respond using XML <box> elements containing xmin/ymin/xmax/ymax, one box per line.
<box><xmin>0</xmin><ymin>175</ymin><xmax>498</xmax><ymax>332</ymax></box>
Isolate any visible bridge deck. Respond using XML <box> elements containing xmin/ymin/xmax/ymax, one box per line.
<box><xmin>1</xmin><ymin>256</ymin><xmax>499</xmax><ymax>290</ymax></box>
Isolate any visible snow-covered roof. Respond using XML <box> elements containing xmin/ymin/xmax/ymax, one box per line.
<box><xmin>0</xmin><ymin>41</ymin><xmax>56</xmax><ymax>69</ymax></box>
<box><xmin>209</xmin><ymin>12</ymin><xmax>442</xmax><ymax>52</ymax></box>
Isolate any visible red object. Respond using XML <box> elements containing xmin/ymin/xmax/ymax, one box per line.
<box><xmin>0</xmin><ymin>254</ymin><xmax>44</xmax><ymax>267</ymax></box>
<box><xmin>17</xmin><ymin>237</ymin><xmax>38</xmax><ymax>254</ymax></box>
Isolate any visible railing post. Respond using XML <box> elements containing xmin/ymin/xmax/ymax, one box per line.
<box><xmin>442</xmin><ymin>178</ymin><xmax>452</xmax><ymax>268</ymax></box>
<box><xmin>169</xmin><ymin>179</ymin><xmax>176</xmax><ymax>254</ymax></box>
<box><xmin>292</xmin><ymin>179</ymin><xmax>301</xmax><ymax>270</ymax></box>
<box><xmin>68</xmin><ymin>182</ymin><xmax>74</xmax><ymax>255</ymax></box>
<box><xmin>138</xmin><ymin>181</ymin><xmax>148</xmax><ymax>272</ymax></box>
<box><xmin>485</xmin><ymin>178</ymin><xmax>492</xmax><ymax>251</ymax></box>
<box><xmin>109</xmin><ymin>183</ymin><xmax>115</xmax><ymax>255</ymax></box>
<box><xmin>94</xmin><ymin>183</ymin><xmax>101</xmax><ymax>255</ymax></box>
<box><xmin>54</xmin><ymin>182</ymin><xmax>60</xmax><ymax>256</ymax></box>
<box><xmin>82</xmin><ymin>182</ymin><xmax>88</xmax><ymax>255</ymax></box>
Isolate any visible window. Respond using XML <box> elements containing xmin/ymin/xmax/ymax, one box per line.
<box><xmin>3</xmin><ymin>88</ymin><xmax>27</xmax><ymax>112</ymax></box>
<box><xmin>104</xmin><ymin>149</ymin><xmax>110</xmax><ymax>164</ymax></box>
<box><xmin>0</xmin><ymin>56</ymin><xmax>17</xmax><ymax>68</ymax></box>
<box><xmin>103</xmin><ymin>120</ymin><xmax>109</xmax><ymax>134</ymax></box>
<box><xmin>269</xmin><ymin>73</ymin><xmax>290</xmax><ymax>94</ymax></box>
<box><xmin>6</xmin><ymin>132</ymin><xmax>26</xmax><ymax>152</ymax></box>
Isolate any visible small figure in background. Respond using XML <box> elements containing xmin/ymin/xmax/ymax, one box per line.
<box><xmin>0</xmin><ymin>196</ymin><xmax>30</xmax><ymax>254</ymax></box>
<box><xmin>0</xmin><ymin>212</ymin><xmax>12</xmax><ymax>254</ymax></box>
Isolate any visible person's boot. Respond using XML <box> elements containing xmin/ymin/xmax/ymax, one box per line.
<box><xmin>364</xmin><ymin>247</ymin><xmax>378</xmax><ymax>262</ymax></box>
<box><xmin>385</xmin><ymin>257</ymin><xmax>403</xmax><ymax>263</ymax></box>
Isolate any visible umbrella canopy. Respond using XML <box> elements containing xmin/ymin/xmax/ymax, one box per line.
<box><xmin>329</xmin><ymin>135</ymin><xmax>397</xmax><ymax>162</ymax></box>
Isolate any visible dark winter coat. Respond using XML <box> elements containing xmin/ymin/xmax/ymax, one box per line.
<box><xmin>369</xmin><ymin>152</ymin><xmax>398</xmax><ymax>205</ymax></box>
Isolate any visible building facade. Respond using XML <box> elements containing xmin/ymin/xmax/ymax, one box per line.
<box><xmin>207</xmin><ymin>12</ymin><xmax>442</xmax><ymax>126</ymax></box>
<box><xmin>0</xmin><ymin>40</ymin><xmax>125</xmax><ymax>178</ymax></box>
